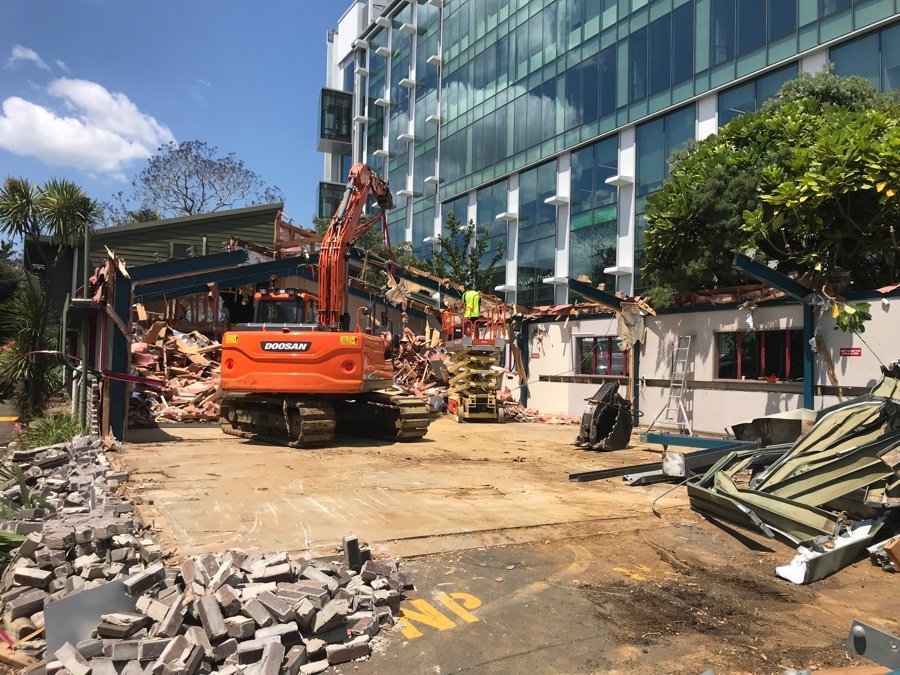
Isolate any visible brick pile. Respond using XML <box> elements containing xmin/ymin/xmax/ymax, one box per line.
<box><xmin>130</xmin><ymin>323</ymin><xmax>222</xmax><ymax>425</ymax></box>
<box><xmin>0</xmin><ymin>436</ymin><xmax>413</xmax><ymax>673</ymax></box>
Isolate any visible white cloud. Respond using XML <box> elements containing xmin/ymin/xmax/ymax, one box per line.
<box><xmin>55</xmin><ymin>59</ymin><xmax>70</xmax><ymax>73</ymax></box>
<box><xmin>0</xmin><ymin>77</ymin><xmax>175</xmax><ymax>178</ymax></box>
<box><xmin>7</xmin><ymin>45</ymin><xmax>50</xmax><ymax>71</ymax></box>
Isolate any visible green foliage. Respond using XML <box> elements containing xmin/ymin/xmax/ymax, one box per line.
<box><xmin>760</xmin><ymin>69</ymin><xmax>895</xmax><ymax>113</ymax></box>
<box><xmin>743</xmin><ymin>104</ymin><xmax>900</xmax><ymax>291</ymax></box>
<box><xmin>22</xmin><ymin>413</ymin><xmax>86</xmax><ymax>449</ymax></box>
<box><xmin>425</xmin><ymin>210</ymin><xmax>504</xmax><ymax>292</ymax></box>
<box><xmin>0</xmin><ymin>177</ymin><xmax>99</xmax><ymax>246</ymax></box>
<box><xmin>0</xmin><ymin>459</ymin><xmax>55</xmax><ymax>518</ymax></box>
<box><xmin>0</xmin><ymin>530</ymin><xmax>26</xmax><ymax>575</ymax></box>
<box><xmin>0</xmin><ymin>242</ymin><xmax>23</xmax><ymax>344</ymax></box>
<box><xmin>832</xmin><ymin>301</ymin><xmax>872</xmax><ymax>333</ymax></box>
<box><xmin>643</xmin><ymin>71</ymin><xmax>900</xmax><ymax>328</ymax></box>
<box><xmin>0</xmin><ymin>285</ymin><xmax>62</xmax><ymax>418</ymax></box>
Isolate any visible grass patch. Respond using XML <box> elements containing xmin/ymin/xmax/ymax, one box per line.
<box><xmin>22</xmin><ymin>413</ymin><xmax>86</xmax><ymax>449</ymax></box>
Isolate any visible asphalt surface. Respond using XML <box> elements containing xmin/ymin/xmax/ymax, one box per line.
<box><xmin>0</xmin><ymin>398</ymin><xmax>16</xmax><ymax>447</ymax></box>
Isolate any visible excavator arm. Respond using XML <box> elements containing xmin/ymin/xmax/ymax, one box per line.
<box><xmin>318</xmin><ymin>163</ymin><xmax>393</xmax><ymax>328</ymax></box>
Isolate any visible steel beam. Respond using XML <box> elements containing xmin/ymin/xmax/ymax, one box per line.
<box><xmin>566</xmin><ymin>277</ymin><xmax>623</xmax><ymax>311</ymax></box>
<box><xmin>731</xmin><ymin>252</ymin><xmax>815</xmax><ymax>408</ymax></box>
<box><xmin>641</xmin><ymin>432</ymin><xmax>758</xmax><ymax>450</ymax></box>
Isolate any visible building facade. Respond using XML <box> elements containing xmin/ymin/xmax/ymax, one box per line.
<box><xmin>319</xmin><ymin>0</ymin><xmax>900</xmax><ymax>304</ymax></box>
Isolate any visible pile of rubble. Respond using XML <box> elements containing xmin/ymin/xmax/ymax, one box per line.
<box><xmin>130</xmin><ymin>322</ymin><xmax>222</xmax><ymax>425</ymax></box>
<box><xmin>0</xmin><ymin>436</ymin><xmax>412</xmax><ymax>673</ymax></box>
<box><xmin>687</xmin><ymin>361</ymin><xmax>900</xmax><ymax>584</ymax></box>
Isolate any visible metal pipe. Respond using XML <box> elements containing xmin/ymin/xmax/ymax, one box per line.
<box><xmin>80</xmin><ymin>227</ymin><xmax>90</xmax><ymax>427</ymax></box>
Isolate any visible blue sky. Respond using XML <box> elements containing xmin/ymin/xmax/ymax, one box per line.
<box><xmin>0</xmin><ymin>1</ymin><xmax>342</xmax><ymax>226</ymax></box>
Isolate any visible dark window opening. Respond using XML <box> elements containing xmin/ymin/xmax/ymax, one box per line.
<box><xmin>716</xmin><ymin>330</ymin><xmax>804</xmax><ymax>381</ymax></box>
<box><xmin>577</xmin><ymin>336</ymin><xmax>629</xmax><ymax>376</ymax></box>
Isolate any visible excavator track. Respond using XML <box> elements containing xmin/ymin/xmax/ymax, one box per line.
<box><xmin>335</xmin><ymin>389</ymin><xmax>431</xmax><ymax>442</ymax></box>
<box><xmin>219</xmin><ymin>395</ymin><xmax>337</xmax><ymax>448</ymax></box>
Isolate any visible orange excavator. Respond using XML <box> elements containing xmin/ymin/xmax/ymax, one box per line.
<box><xmin>217</xmin><ymin>163</ymin><xmax>430</xmax><ymax>447</ymax></box>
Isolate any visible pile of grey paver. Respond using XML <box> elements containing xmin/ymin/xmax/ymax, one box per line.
<box><xmin>0</xmin><ymin>435</ymin><xmax>413</xmax><ymax>673</ymax></box>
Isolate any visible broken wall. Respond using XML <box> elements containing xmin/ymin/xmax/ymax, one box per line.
<box><xmin>526</xmin><ymin>292</ymin><xmax>898</xmax><ymax>433</ymax></box>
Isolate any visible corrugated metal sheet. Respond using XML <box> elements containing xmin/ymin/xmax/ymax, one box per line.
<box><xmin>85</xmin><ymin>201</ymin><xmax>284</xmax><ymax>273</ymax></box>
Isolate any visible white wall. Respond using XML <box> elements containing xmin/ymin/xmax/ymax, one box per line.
<box><xmin>524</xmin><ymin>295</ymin><xmax>899</xmax><ymax>433</ymax></box>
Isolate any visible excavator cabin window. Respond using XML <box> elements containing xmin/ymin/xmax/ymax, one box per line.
<box><xmin>255</xmin><ymin>297</ymin><xmax>316</xmax><ymax>325</ymax></box>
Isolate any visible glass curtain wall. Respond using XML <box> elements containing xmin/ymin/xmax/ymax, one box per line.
<box><xmin>476</xmin><ymin>180</ymin><xmax>509</xmax><ymax>292</ymax></box>
<box><xmin>831</xmin><ymin>22</ymin><xmax>900</xmax><ymax>92</ymax></box>
<box><xmin>517</xmin><ymin>161</ymin><xmax>556</xmax><ymax>306</ymax></box>
<box><xmin>710</xmin><ymin>0</ymin><xmax>797</xmax><ymax>67</ymax></box>
<box><xmin>717</xmin><ymin>63</ymin><xmax>798</xmax><ymax>126</ymax></box>
<box><xmin>367</xmin><ymin>29</ymin><xmax>388</xmax><ymax>175</ymax></box>
<box><xmin>569</xmin><ymin>137</ymin><xmax>618</xmax><ymax>294</ymax></box>
<box><xmin>634</xmin><ymin>104</ymin><xmax>695</xmax><ymax>291</ymax></box>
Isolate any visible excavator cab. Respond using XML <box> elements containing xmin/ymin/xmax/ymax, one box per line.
<box><xmin>252</xmin><ymin>289</ymin><xmax>318</xmax><ymax>328</ymax></box>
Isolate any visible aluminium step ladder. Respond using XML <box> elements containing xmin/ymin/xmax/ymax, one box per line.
<box><xmin>647</xmin><ymin>335</ymin><xmax>693</xmax><ymax>435</ymax></box>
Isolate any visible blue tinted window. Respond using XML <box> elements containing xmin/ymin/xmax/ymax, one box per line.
<box><xmin>649</xmin><ymin>15</ymin><xmax>672</xmax><ymax>95</ymax></box>
<box><xmin>630</xmin><ymin>26</ymin><xmax>648</xmax><ymax>100</ymax></box>
<box><xmin>671</xmin><ymin>3</ymin><xmax>695</xmax><ymax>85</ymax></box>
<box><xmin>768</xmin><ymin>0</ymin><xmax>796</xmax><ymax>39</ymax></box>
<box><xmin>820</xmin><ymin>0</ymin><xmax>852</xmax><ymax>16</ymax></box>
<box><xmin>599</xmin><ymin>45</ymin><xmax>617</xmax><ymax>116</ymax></box>
<box><xmin>711</xmin><ymin>0</ymin><xmax>735</xmax><ymax>65</ymax></box>
<box><xmin>831</xmin><ymin>32</ymin><xmax>880</xmax><ymax>90</ymax></box>
<box><xmin>717</xmin><ymin>63</ymin><xmax>797</xmax><ymax>126</ymax></box>
<box><xmin>737</xmin><ymin>0</ymin><xmax>766</xmax><ymax>55</ymax></box>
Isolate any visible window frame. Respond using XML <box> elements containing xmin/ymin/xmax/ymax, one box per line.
<box><xmin>576</xmin><ymin>336</ymin><xmax>629</xmax><ymax>377</ymax></box>
<box><xmin>715</xmin><ymin>329</ymin><xmax>802</xmax><ymax>381</ymax></box>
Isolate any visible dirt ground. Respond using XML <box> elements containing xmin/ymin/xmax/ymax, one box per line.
<box><xmin>114</xmin><ymin>418</ymin><xmax>898</xmax><ymax>674</ymax></box>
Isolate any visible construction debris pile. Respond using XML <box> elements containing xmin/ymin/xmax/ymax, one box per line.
<box><xmin>687</xmin><ymin>361</ymin><xmax>900</xmax><ymax>584</ymax></box>
<box><xmin>130</xmin><ymin>322</ymin><xmax>222</xmax><ymax>425</ymax></box>
<box><xmin>389</xmin><ymin>326</ymin><xmax>579</xmax><ymax>424</ymax></box>
<box><xmin>0</xmin><ymin>435</ymin><xmax>413</xmax><ymax>673</ymax></box>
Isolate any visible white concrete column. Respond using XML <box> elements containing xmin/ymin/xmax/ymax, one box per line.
<box><xmin>605</xmin><ymin>126</ymin><xmax>636</xmax><ymax>296</ymax></box>
<box><xmin>801</xmin><ymin>47</ymin><xmax>828</xmax><ymax>75</ymax></box>
<box><xmin>496</xmin><ymin>174</ymin><xmax>520</xmax><ymax>305</ymax></box>
<box><xmin>549</xmin><ymin>152</ymin><xmax>571</xmax><ymax>305</ymax></box>
<box><xmin>697</xmin><ymin>92</ymin><xmax>718</xmax><ymax>140</ymax></box>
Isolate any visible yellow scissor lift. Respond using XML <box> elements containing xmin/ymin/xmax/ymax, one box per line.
<box><xmin>441</xmin><ymin>296</ymin><xmax>507</xmax><ymax>423</ymax></box>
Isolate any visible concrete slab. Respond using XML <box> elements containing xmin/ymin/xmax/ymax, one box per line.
<box><xmin>119</xmin><ymin>419</ymin><xmax>680</xmax><ymax>558</ymax></box>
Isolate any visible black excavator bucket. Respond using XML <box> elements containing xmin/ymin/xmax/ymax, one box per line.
<box><xmin>574</xmin><ymin>382</ymin><xmax>633</xmax><ymax>451</ymax></box>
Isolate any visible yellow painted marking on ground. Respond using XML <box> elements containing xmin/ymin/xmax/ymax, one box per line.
<box><xmin>436</xmin><ymin>592</ymin><xmax>481</xmax><ymax>623</ymax></box>
<box><xmin>398</xmin><ymin>598</ymin><xmax>457</xmax><ymax>639</ymax></box>
<box><xmin>637</xmin><ymin>564</ymin><xmax>652</xmax><ymax>573</ymax></box>
<box><xmin>0</xmin><ymin>416</ymin><xmax>17</xmax><ymax>422</ymax></box>
<box><xmin>612</xmin><ymin>566</ymin><xmax>647</xmax><ymax>581</ymax></box>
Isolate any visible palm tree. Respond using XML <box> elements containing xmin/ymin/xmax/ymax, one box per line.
<box><xmin>0</xmin><ymin>177</ymin><xmax>42</xmax><ymax>243</ymax></box>
<box><xmin>0</xmin><ymin>176</ymin><xmax>99</xmax><ymax>255</ymax></box>
<box><xmin>0</xmin><ymin>177</ymin><xmax>99</xmax><ymax>419</ymax></box>
<box><xmin>0</xmin><ymin>284</ymin><xmax>60</xmax><ymax>418</ymax></box>
<box><xmin>39</xmin><ymin>178</ymin><xmax>100</xmax><ymax>246</ymax></box>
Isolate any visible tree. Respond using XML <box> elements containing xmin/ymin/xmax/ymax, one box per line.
<box><xmin>98</xmin><ymin>192</ymin><xmax>162</xmax><ymax>228</ymax></box>
<box><xmin>0</xmin><ymin>177</ymin><xmax>100</xmax><ymax>269</ymax></box>
<box><xmin>0</xmin><ymin>177</ymin><xmax>98</xmax><ymax>415</ymax></box>
<box><xmin>0</xmin><ymin>242</ymin><xmax>23</xmax><ymax>343</ymax></box>
<box><xmin>119</xmin><ymin>140</ymin><xmax>283</xmax><ymax>220</ymax></box>
<box><xmin>426</xmin><ymin>210</ymin><xmax>504</xmax><ymax>291</ymax></box>
<box><xmin>0</xmin><ymin>284</ymin><xmax>61</xmax><ymax>417</ymax></box>
<box><xmin>642</xmin><ymin>71</ymin><xmax>899</xmax><ymax>322</ymax></box>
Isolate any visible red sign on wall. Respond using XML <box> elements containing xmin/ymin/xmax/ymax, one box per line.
<box><xmin>839</xmin><ymin>347</ymin><xmax>862</xmax><ymax>357</ymax></box>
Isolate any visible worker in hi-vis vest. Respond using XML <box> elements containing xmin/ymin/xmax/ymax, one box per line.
<box><xmin>463</xmin><ymin>288</ymin><xmax>481</xmax><ymax>319</ymax></box>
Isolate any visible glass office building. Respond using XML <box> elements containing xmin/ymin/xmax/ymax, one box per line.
<box><xmin>319</xmin><ymin>0</ymin><xmax>900</xmax><ymax>303</ymax></box>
